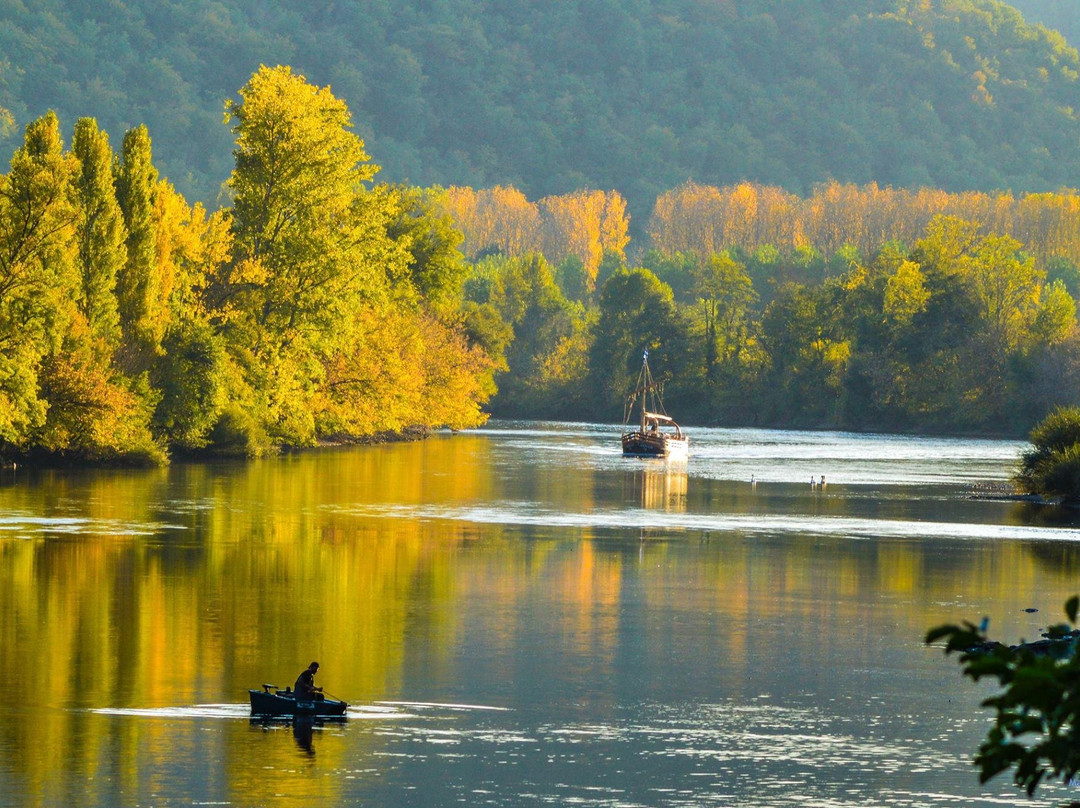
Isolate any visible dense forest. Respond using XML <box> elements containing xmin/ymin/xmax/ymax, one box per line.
<box><xmin>450</xmin><ymin>182</ymin><xmax>1080</xmax><ymax>435</ymax></box>
<box><xmin>3</xmin><ymin>2</ymin><xmax>1080</xmax><ymax>461</ymax></box>
<box><xmin>0</xmin><ymin>67</ymin><xmax>493</xmax><ymax>464</ymax></box>
<box><xmin>10</xmin><ymin>67</ymin><xmax>1077</xmax><ymax>463</ymax></box>
<box><xmin>0</xmin><ymin>1</ymin><xmax>1076</xmax><ymax>224</ymax></box>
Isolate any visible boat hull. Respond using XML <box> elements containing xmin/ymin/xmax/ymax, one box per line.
<box><xmin>249</xmin><ymin>689</ymin><xmax>348</xmax><ymax>717</ymax></box>
<box><xmin>622</xmin><ymin>431</ymin><xmax>689</xmax><ymax>459</ymax></box>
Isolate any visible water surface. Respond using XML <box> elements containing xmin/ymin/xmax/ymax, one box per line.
<box><xmin>0</xmin><ymin>422</ymin><xmax>1077</xmax><ymax>807</ymax></box>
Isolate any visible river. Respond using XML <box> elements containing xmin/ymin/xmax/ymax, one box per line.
<box><xmin>0</xmin><ymin>421</ymin><xmax>1078</xmax><ymax>807</ymax></box>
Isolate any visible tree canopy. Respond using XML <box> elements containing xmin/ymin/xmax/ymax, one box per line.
<box><xmin>0</xmin><ymin>1</ymin><xmax>1076</xmax><ymax>224</ymax></box>
<box><xmin>0</xmin><ymin>67</ymin><xmax>495</xmax><ymax>464</ymax></box>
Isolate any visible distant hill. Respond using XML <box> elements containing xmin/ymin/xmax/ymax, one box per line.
<box><xmin>0</xmin><ymin>0</ymin><xmax>1077</xmax><ymax>224</ymax></box>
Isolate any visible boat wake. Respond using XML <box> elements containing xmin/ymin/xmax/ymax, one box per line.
<box><xmin>92</xmin><ymin>704</ymin><xmax>250</xmax><ymax>719</ymax></box>
<box><xmin>375</xmin><ymin>700</ymin><xmax>510</xmax><ymax>712</ymax></box>
<box><xmin>90</xmin><ymin>701</ymin><xmax>501</xmax><ymax>720</ymax></box>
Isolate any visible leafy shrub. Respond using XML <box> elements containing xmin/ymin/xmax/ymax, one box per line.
<box><xmin>1016</xmin><ymin>407</ymin><xmax>1080</xmax><ymax>502</ymax></box>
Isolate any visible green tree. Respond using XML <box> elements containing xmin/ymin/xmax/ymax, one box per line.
<box><xmin>384</xmin><ymin>185</ymin><xmax>466</xmax><ymax>316</ymax></box>
<box><xmin>0</xmin><ymin>112</ymin><xmax>77</xmax><ymax>449</ymax></box>
<box><xmin>114</xmin><ymin>124</ymin><xmax>161</xmax><ymax>362</ymax></box>
<box><xmin>215</xmin><ymin>64</ymin><xmax>390</xmax><ymax>448</ymax></box>
<box><xmin>152</xmin><ymin>320</ymin><xmax>227</xmax><ymax>451</ymax></box>
<box><xmin>554</xmin><ymin>255</ymin><xmax>588</xmax><ymax>302</ymax></box>
<box><xmin>70</xmin><ymin>117</ymin><xmax>125</xmax><ymax>349</ymax></box>
<box><xmin>640</xmin><ymin>249</ymin><xmax>699</xmax><ymax>304</ymax></box>
<box><xmin>589</xmin><ymin>268</ymin><xmax>683</xmax><ymax>415</ymax></box>
<box><xmin>693</xmin><ymin>250</ymin><xmax>758</xmax><ymax>390</ymax></box>
<box><xmin>486</xmin><ymin>254</ymin><xmax>588</xmax><ymax>417</ymax></box>
<box><xmin>1015</xmin><ymin>406</ymin><xmax>1080</xmax><ymax>502</ymax></box>
<box><xmin>760</xmin><ymin>283</ymin><xmax>826</xmax><ymax>424</ymax></box>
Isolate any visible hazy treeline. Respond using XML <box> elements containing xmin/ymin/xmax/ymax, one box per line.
<box><xmin>0</xmin><ymin>1</ymin><xmax>1077</xmax><ymax>224</ymax></box>
<box><xmin>0</xmin><ymin>66</ymin><xmax>494</xmax><ymax>464</ymax></box>
<box><xmin>452</xmin><ymin>182</ymin><xmax>1080</xmax><ymax>436</ymax></box>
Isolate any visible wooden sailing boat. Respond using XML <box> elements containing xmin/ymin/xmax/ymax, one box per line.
<box><xmin>621</xmin><ymin>350</ymin><xmax>689</xmax><ymax>459</ymax></box>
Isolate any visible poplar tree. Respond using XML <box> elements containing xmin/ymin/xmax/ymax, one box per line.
<box><xmin>114</xmin><ymin>124</ymin><xmax>160</xmax><ymax>361</ymax></box>
<box><xmin>0</xmin><ymin>112</ymin><xmax>77</xmax><ymax>447</ymax></box>
<box><xmin>21</xmin><ymin>117</ymin><xmax>162</xmax><ymax>462</ymax></box>
<box><xmin>71</xmin><ymin>117</ymin><xmax>125</xmax><ymax>349</ymax></box>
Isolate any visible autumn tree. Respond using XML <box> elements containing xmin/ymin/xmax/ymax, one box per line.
<box><xmin>148</xmin><ymin>180</ymin><xmax>232</xmax><ymax>451</ymax></box>
<box><xmin>71</xmin><ymin>118</ymin><xmax>125</xmax><ymax>349</ymax></box>
<box><xmin>215</xmin><ymin>64</ymin><xmax>390</xmax><ymax>448</ymax></box>
<box><xmin>441</xmin><ymin>185</ymin><xmax>540</xmax><ymax>258</ymax></box>
<box><xmin>35</xmin><ymin>117</ymin><xmax>164</xmax><ymax>462</ymax></box>
<box><xmin>318</xmin><ymin>184</ymin><xmax>493</xmax><ymax>435</ymax></box>
<box><xmin>0</xmin><ymin>112</ymin><xmax>77</xmax><ymax>449</ymax></box>
<box><xmin>538</xmin><ymin>190</ymin><xmax>630</xmax><ymax>292</ymax></box>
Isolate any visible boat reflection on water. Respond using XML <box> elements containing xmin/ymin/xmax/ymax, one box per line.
<box><xmin>631</xmin><ymin>462</ymin><xmax>688</xmax><ymax>511</ymax></box>
<box><xmin>249</xmin><ymin>714</ymin><xmax>345</xmax><ymax>757</ymax></box>
<box><xmin>293</xmin><ymin>716</ymin><xmax>316</xmax><ymax>755</ymax></box>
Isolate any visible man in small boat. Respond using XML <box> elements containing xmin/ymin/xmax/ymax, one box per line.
<box><xmin>294</xmin><ymin>661</ymin><xmax>324</xmax><ymax>701</ymax></box>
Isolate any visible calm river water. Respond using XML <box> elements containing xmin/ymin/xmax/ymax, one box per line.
<box><xmin>1</xmin><ymin>421</ymin><xmax>1079</xmax><ymax>807</ymax></box>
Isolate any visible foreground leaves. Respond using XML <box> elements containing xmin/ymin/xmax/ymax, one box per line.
<box><xmin>927</xmin><ymin>596</ymin><xmax>1080</xmax><ymax>804</ymax></box>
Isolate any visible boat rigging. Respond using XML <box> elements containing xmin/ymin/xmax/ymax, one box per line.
<box><xmin>621</xmin><ymin>350</ymin><xmax>689</xmax><ymax>459</ymax></box>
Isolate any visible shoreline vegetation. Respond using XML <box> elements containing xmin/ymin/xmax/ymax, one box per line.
<box><xmin>0</xmin><ymin>66</ymin><xmax>496</xmax><ymax>468</ymax></box>
<box><xmin>4</xmin><ymin>65</ymin><xmax>1080</xmax><ymax>467</ymax></box>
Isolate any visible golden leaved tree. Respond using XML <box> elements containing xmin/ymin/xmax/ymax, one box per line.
<box><xmin>208</xmin><ymin>65</ymin><xmax>491</xmax><ymax>451</ymax></box>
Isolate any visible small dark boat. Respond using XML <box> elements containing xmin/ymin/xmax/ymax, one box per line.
<box><xmin>249</xmin><ymin>684</ymin><xmax>348</xmax><ymax>717</ymax></box>
<box><xmin>621</xmin><ymin>351</ymin><xmax>688</xmax><ymax>459</ymax></box>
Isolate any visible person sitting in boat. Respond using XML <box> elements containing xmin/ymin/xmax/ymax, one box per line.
<box><xmin>649</xmin><ymin>419</ymin><xmax>659</xmax><ymax>434</ymax></box>
<box><xmin>294</xmin><ymin>661</ymin><xmax>324</xmax><ymax>701</ymax></box>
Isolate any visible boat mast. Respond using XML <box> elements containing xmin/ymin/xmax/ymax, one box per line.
<box><xmin>624</xmin><ymin>349</ymin><xmax>666</xmax><ymax>432</ymax></box>
<box><xmin>640</xmin><ymin>350</ymin><xmax>649</xmax><ymax>432</ymax></box>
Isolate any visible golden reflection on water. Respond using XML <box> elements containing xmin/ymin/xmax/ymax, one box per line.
<box><xmin>0</xmin><ymin>428</ymin><xmax>1078</xmax><ymax>806</ymax></box>
<box><xmin>630</xmin><ymin>462</ymin><xmax>688</xmax><ymax>510</ymax></box>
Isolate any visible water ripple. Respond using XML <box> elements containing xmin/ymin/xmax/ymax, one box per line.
<box><xmin>321</xmin><ymin>501</ymin><xmax>1080</xmax><ymax>542</ymax></box>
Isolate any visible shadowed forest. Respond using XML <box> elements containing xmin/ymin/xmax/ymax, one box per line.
<box><xmin>447</xmin><ymin>182</ymin><xmax>1080</xmax><ymax>433</ymax></box>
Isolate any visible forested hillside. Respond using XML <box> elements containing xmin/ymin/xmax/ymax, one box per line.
<box><xmin>1009</xmin><ymin>0</ymin><xmax>1079</xmax><ymax>43</ymax></box>
<box><xmin>0</xmin><ymin>0</ymin><xmax>1076</xmax><ymax>221</ymax></box>
<box><xmin>2</xmin><ymin>0</ymin><xmax>1080</xmax><ymax>454</ymax></box>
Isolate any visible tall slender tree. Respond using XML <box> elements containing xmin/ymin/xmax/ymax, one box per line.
<box><xmin>71</xmin><ymin>117</ymin><xmax>125</xmax><ymax>349</ymax></box>
<box><xmin>114</xmin><ymin>124</ymin><xmax>161</xmax><ymax>362</ymax></box>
